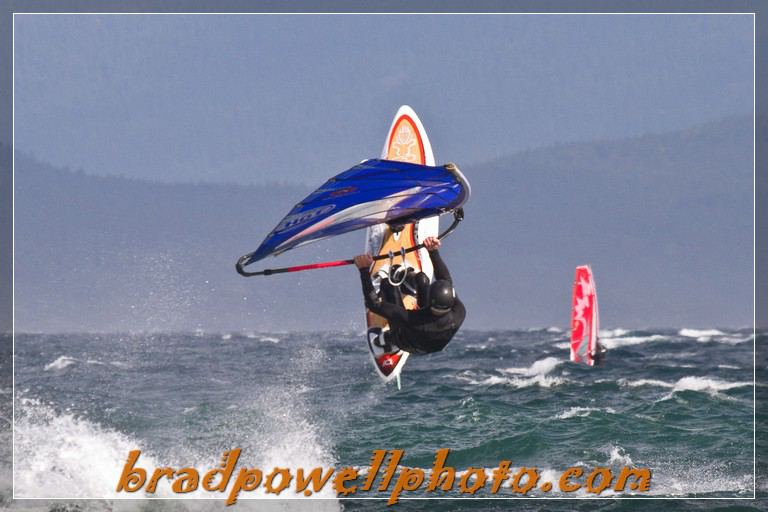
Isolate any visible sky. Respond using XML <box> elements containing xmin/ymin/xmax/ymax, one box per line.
<box><xmin>9</xmin><ymin>13</ymin><xmax>755</xmax><ymax>331</ymax></box>
<box><xmin>13</xmin><ymin>14</ymin><xmax>754</xmax><ymax>185</ymax></box>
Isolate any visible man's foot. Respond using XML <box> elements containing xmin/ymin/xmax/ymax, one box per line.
<box><xmin>388</xmin><ymin>264</ymin><xmax>409</xmax><ymax>286</ymax></box>
<box><xmin>401</xmin><ymin>267</ymin><xmax>419</xmax><ymax>296</ymax></box>
<box><xmin>369</xmin><ymin>330</ymin><xmax>395</xmax><ymax>354</ymax></box>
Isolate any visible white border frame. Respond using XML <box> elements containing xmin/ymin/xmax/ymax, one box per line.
<box><xmin>10</xmin><ymin>10</ymin><xmax>758</xmax><ymax>503</ymax></box>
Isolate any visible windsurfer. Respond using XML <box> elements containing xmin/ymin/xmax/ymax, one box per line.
<box><xmin>354</xmin><ymin>236</ymin><xmax>466</xmax><ymax>354</ymax></box>
<box><xmin>591</xmin><ymin>343</ymin><xmax>607</xmax><ymax>365</ymax></box>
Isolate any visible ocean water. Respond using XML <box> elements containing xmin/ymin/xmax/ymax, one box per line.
<box><xmin>1</xmin><ymin>328</ymin><xmax>765</xmax><ymax>511</ymax></box>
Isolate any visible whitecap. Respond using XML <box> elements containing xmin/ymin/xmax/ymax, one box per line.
<box><xmin>649</xmin><ymin>351</ymin><xmax>698</xmax><ymax>360</ymax></box>
<box><xmin>14</xmin><ymin>398</ymin><xmax>167</xmax><ymax>498</ymax></box>
<box><xmin>679</xmin><ymin>328</ymin><xmax>725</xmax><ymax>338</ymax></box>
<box><xmin>599</xmin><ymin>335</ymin><xmax>668</xmax><ymax>349</ymax></box>
<box><xmin>44</xmin><ymin>356</ymin><xmax>77</xmax><ymax>371</ymax></box>
<box><xmin>500</xmin><ymin>356</ymin><xmax>562</xmax><ymax>377</ymax></box>
<box><xmin>618</xmin><ymin>378</ymin><xmax>674</xmax><ymax>388</ymax></box>
<box><xmin>598</xmin><ymin>328</ymin><xmax>629</xmax><ymax>338</ymax></box>
<box><xmin>458</xmin><ymin>372</ymin><xmax>565</xmax><ymax>389</ymax></box>
<box><xmin>696</xmin><ymin>335</ymin><xmax>752</xmax><ymax>345</ymax></box>
<box><xmin>651</xmin><ymin>376</ymin><xmax>753</xmax><ymax>402</ymax></box>
<box><xmin>672</xmin><ymin>376</ymin><xmax>752</xmax><ymax>393</ymax></box>
<box><xmin>605</xmin><ymin>444</ymin><xmax>633</xmax><ymax>466</ymax></box>
<box><xmin>554</xmin><ymin>406</ymin><xmax>616</xmax><ymax>419</ymax></box>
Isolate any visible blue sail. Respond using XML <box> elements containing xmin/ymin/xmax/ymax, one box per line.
<box><xmin>240</xmin><ymin>159</ymin><xmax>470</xmax><ymax>266</ymax></box>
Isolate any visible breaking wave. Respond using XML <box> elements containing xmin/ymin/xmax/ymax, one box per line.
<box><xmin>44</xmin><ymin>355</ymin><xmax>77</xmax><ymax>371</ymax></box>
<box><xmin>678</xmin><ymin>328</ymin><xmax>725</xmax><ymax>338</ymax></box>
<box><xmin>599</xmin><ymin>334</ymin><xmax>669</xmax><ymax>349</ymax></box>
<box><xmin>457</xmin><ymin>357</ymin><xmax>566</xmax><ymax>389</ymax></box>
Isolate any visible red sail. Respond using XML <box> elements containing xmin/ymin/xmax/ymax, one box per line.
<box><xmin>571</xmin><ymin>265</ymin><xmax>599</xmax><ymax>366</ymax></box>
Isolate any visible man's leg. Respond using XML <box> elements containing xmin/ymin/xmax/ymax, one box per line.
<box><xmin>380</xmin><ymin>278</ymin><xmax>405</xmax><ymax>307</ymax></box>
<box><xmin>413</xmin><ymin>271</ymin><xmax>431</xmax><ymax>309</ymax></box>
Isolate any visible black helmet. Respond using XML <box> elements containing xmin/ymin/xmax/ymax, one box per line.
<box><xmin>429</xmin><ymin>280</ymin><xmax>455</xmax><ymax>314</ymax></box>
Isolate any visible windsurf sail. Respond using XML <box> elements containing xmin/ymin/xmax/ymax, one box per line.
<box><xmin>570</xmin><ymin>264</ymin><xmax>603</xmax><ymax>366</ymax></box>
<box><xmin>238</xmin><ymin>159</ymin><xmax>470</xmax><ymax>268</ymax></box>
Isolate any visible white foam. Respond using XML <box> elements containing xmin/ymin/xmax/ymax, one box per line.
<box><xmin>16</xmin><ymin>347</ymin><xmax>342</xmax><ymax>506</ymax></box>
<box><xmin>618</xmin><ymin>378</ymin><xmax>674</xmax><ymax>388</ymax></box>
<box><xmin>649</xmin><ymin>351</ymin><xmax>698</xmax><ymax>360</ymax></box>
<box><xmin>260</xmin><ymin>336</ymin><xmax>280</xmax><ymax>343</ymax></box>
<box><xmin>718</xmin><ymin>364</ymin><xmax>740</xmax><ymax>369</ymax></box>
<box><xmin>44</xmin><ymin>356</ymin><xmax>77</xmax><ymax>371</ymax></box>
<box><xmin>458</xmin><ymin>372</ymin><xmax>565</xmax><ymax>389</ymax></box>
<box><xmin>598</xmin><ymin>328</ymin><xmax>629</xmax><ymax>338</ymax></box>
<box><xmin>14</xmin><ymin>398</ymin><xmax>166</xmax><ymax>499</ymax></box>
<box><xmin>236</xmin><ymin>347</ymin><xmax>338</xmax><ymax>500</ymax></box>
<box><xmin>679</xmin><ymin>328</ymin><xmax>725</xmax><ymax>338</ymax></box>
<box><xmin>716</xmin><ymin>336</ymin><xmax>752</xmax><ymax>345</ymax></box>
<box><xmin>671</xmin><ymin>376</ymin><xmax>752</xmax><ymax>393</ymax></box>
<box><xmin>546</xmin><ymin>326</ymin><xmax>563</xmax><ymax>333</ymax></box>
<box><xmin>695</xmin><ymin>335</ymin><xmax>752</xmax><ymax>345</ymax></box>
<box><xmin>554</xmin><ymin>407</ymin><xmax>616</xmax><ymax>419</ymax></box>
<box><xmin>529</xmin><ymin>357</ymin><xmax>561</xmax><ymax>375</ymax></box>
<box><xmin>554</xmin><ymin>341</ymin><xmax>570</xmax><ymax>350</ymax></box>
<box><xmin>646</xmin><ymin>462</ymin><xmax>754</xmax><ymax>497</ymax></box>
<box><xmin>619</xmin><ymin>376</ymin><xmax>751</xmax><ymax>394</ymax></box>
<box><xmin>599</xmin><ymin>335</ymin><xmax>668</xmax><ymax>349</ymax></box>
<box><xmin>606</xmin><ymin>445</ymin><xmax>633</xmax><ymax>466</ymax></box>
<box><xmin>500</xmin><ymin>357</ymin><xmax>562</xmax><ymax>377</ymax></box>
<box><xmin>456</xmin><ymin>357</ymin><xmax>566</xmax><ymax>388</ymax></box>
<box><xmin>221</xmin><ymin>333</ymin><xmax>232</xmax><ymax>340</ymax></box>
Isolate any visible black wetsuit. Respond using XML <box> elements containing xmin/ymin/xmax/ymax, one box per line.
<box><xmin>359</xmin><ymin>249</ymin><xmax>466</xmax><ymax>354</ymax></box>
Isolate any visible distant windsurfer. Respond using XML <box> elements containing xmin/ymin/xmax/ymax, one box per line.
<box><xmin>592</xmin><ymin>343</ymin><xmax>607</xmax><ymax>365</ymax></box>
<box><xmin>354</xmin><ymin>236</ymin><xmax>466</xmax><ymax>354</ymax></box>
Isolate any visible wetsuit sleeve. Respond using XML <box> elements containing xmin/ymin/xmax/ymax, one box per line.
<box><xmin>359</xmin><ymin>269</ymin><xmax>410</xmax><ymax>324</ymax></box>
<box><xmin>453</xmin><ymin>296</ymin><xmax>466</xmax><ymax>325</ymax></box>
<box><xmin>429</xmin><ymin>249</ymin><xmax>452</xmax><ymax>283</ymax></box>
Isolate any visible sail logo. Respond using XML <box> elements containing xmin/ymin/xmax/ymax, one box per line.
<box><xmin>572</xmin><ymin>278</ymin><xmax>593</xmax><ymax>341</ymax></box>
<box><xmin>274</xmin><ymin>205</ymin><xmax>335</xmax><ymax>233</ymax></box>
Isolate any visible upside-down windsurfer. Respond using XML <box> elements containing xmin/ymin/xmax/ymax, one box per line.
<box><xmin>354</xmin><ymin>236</ymin><xmax>466</xmax><ymax>354</ymax></box>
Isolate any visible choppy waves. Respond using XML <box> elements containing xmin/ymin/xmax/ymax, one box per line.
<box><xmin>7</xmin><ymin>327</ymin><xmax>757</xmax><ymax>506</ymax></box>
<box><xmin>456</xmin><ymin>357</ymin><xmax>567</xmax><ymax>389</ymax></box>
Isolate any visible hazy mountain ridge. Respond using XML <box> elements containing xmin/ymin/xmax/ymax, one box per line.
<box><xmin>10</xmin><ymin>115</ymin><xmax>754</xmax><ymax>331</ymax></box>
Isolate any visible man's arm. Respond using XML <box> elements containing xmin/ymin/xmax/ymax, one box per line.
<box><xmin>355</xmin><ymin>255</ymin><xmax>410</xmax><ymax>324</ymax></box>
<box><xmin>423</xmin><ymin>237</ymin><xmax>451</xmax><ymax>283</ymax></box>
<box><xmin>452</xmin><ymin>297</ymin><xmax>466</xmax><ymax>325</ymax></box>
